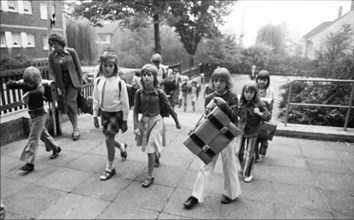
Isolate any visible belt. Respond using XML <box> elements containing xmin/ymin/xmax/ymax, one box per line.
<box><xmin>28</xmin><ymin>108</ymin><xmax>45</xmax><ymax>118</ymax></box>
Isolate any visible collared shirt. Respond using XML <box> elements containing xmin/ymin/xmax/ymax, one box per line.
<box><xmin>134</xmin><ymin>89</ymin><xmax>161</xmax><ymax>117</ymax></box>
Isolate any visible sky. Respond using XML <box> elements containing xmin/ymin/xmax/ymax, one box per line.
<box><xmin>223</xmin><ymin>0</ymin><xmax>353</xmax><ymax>47</ymax></box>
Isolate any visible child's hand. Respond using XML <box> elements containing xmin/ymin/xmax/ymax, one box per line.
<box><xmin>57</xmin><ymin>88</ymin><xmax>63</xmax><ymax>95</ymax></box>
<box><xmin>214</xmin><ymin>97</ymin><xmax>226</xmax><ymax>106</ymax></box>
<box><xmin>94</xmin><ymin>117</ymin><xmax>99</xmax><ymax>128</ymax></box>
<box><xmin>21</xmin><ymin>92</ymin><xmax>29</xmax><ymax>104</ymax></box>
<box><xmin>176</xmin><ymin>121</ymin><xmax>181</xmax><ymax>129</ymax></box>
<box><xmin>121</xmin><ymin>121</ymin><xmax>127</xmax><ymax>133</ymax></box>
<box><xmin>254</xmin><ymin>107</ymin><xmax>262</xmax><ymax>116</ymax></box>
<box><xmin>134</xmin><ymin>128</ymin><xmax>141</xmax><ymax>136</ymax></box>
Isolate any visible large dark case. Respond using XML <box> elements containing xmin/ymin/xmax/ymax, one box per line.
<box><xmin>183</xmin><ymin>106</ymin><xmax>242</xmax><ymax>164</ymax></box>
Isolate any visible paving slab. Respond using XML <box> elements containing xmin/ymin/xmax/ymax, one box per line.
<box><xmin>1</xmin><ymin>87</ymin><xmax>353</xmax><ymax>219</ymax></box>
<box><xmin>36</xmin><ymin>193</ymin><xmax>110</xmax><ymax>219</ymax></box>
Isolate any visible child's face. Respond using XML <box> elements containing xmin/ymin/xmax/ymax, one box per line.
<box><xmin>102</xmin><ymin>62</ymin><xmax>115</xmax><ymax>78</ymax></box>
<box><xmin>244</xmin><ymin>89</ymin><xmax>255</xmax><ymax>101</ymax></box>
<box><xmin>257</xmin><ymin>78</ymin><xmax>268</xmax><ymax>89</ymax></box>
<box><xmin>213</xmin><ymin>77</ymin><xmax>227</xmax><ymax>93</ymax></box>
<box><xmin>142</xmin><ymin>70</ymin><xmax>154</xmax><ymax>86</ymax></box>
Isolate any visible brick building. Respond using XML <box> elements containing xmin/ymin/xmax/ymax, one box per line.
<box><xmin>0</xmin><ymin>0</ymin><xmax>65</xmax><ymax>60</ymax></box>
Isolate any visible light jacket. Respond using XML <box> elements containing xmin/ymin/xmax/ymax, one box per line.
<box><xmin>48</xmin><ymin>47</ymin><xmax>83</xmax><ymax>90</ymax></box>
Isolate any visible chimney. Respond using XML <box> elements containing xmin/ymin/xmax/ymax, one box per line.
<box><xmin>338</xmin><ymin>6</ymin><xmax>343</xmax><ymax>18</ymax></box>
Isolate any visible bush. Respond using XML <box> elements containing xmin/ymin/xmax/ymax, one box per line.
<box><xmin>0</xmin><ymin>55</ymin><xmax>34</xmax><ymax>71</ymax></box>
<box><xmin>278</xmin><ymin>81</ymin><xmax>354</xmax><ymax>128</ymax></box>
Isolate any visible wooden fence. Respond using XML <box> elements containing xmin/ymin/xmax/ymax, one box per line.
<box><xmin>1</xmin><ymin>62</ymin><xmax>202</xmax><ymax>116</ymax></box>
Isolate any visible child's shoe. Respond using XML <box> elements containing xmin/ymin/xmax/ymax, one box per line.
<box><xmin>50</xmin><ymin>147</ymin><xmax>61</xmax><ymax>159</ymax></box>
<box><xmin>142</xmin><ymin>176</ymin><xmax>154</xmax><ymax>188</ymax></box>
<box><xmin>20</xmin><ymin>163</ymin><xmax>34</xmax><ymax>172</ymax></box>
<box><xmin>243</xmin><ymin>176</ymin><xmax>253</xmax><ymax>182</ymax></box>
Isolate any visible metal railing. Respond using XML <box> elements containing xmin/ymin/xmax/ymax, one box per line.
<box><xmin>285</xmin><ymin>79</ymin><xmax>354</xmax><ymax>131</ymax></box>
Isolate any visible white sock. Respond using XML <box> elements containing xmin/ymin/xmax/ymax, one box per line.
<box><xmin>106</xmin><ymin>161</ymin><xmax>114</xmax><ymax>171</ymax></box>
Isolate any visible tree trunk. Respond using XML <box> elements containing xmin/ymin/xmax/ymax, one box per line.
<box><xmin>153</xmin><ymin>13</ymin><xmax>161</xmax><ymax>54</ymax></box>
<box><xmin>189</xmin><ymin>55</ymin><xmax>194</xmax><ymax>68</ymax></box>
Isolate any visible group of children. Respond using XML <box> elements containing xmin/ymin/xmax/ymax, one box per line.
<box><xmin>7</xmin><ymin>53</ymin><xmax>276</xmax><ymax>210</ymax></box>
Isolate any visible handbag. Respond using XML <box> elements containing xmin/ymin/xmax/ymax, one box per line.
<box><xmin>77</xmin><ymin>89</ymin><xmax>90</xmax><ymax>114</ymax></box>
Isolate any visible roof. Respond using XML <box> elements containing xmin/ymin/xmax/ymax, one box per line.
<box><xmin>95</xmin><ymin>20</ymin><xmax>120</xmax><ymax>34</ymax></box>
<box><xmin>303</xmin><ymin>8</ymin><xmax>354</xmax><ymax>39</ymax></box>
<box><xmin>302</xmin><ymin>21</ymin><xmax>332</xmax><ymax>39</ymax></box>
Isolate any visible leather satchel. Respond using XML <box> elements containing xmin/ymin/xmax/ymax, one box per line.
<box><xmin>183</xmin><ymin>106</ymin><xmax>242</xmax><ymax>164</ymax></box>
<box><xmin>258</xmin><ymin>121</ymin><xmax>277</xmax><ymax>140</ymax></box>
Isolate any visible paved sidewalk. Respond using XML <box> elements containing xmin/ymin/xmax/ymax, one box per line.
<box><xmin>1</xmin><ymin>108</ymin><xmax>353</xmax><ymax>219</ymax></box>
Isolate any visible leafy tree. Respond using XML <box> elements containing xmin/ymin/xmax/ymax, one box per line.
<box><xmin>239</xmin><ymin>44</ymin><xmax>273</xmax><ymax>74</ymax></box>
<box><xmin>255</xmin><ymin>23</ymin><xmax>286</xmax><ymax>55</ymax></box>
<box><xmin>66</xmin><ymin>17</ymin><xmax>97</xmax><ymax>65</ymax></box>
<box><xmin>314</xmin><ymin>24</ymin><xmax>353</xmax><ymax>79</ymax></box>
<box><xmin>65</xmin><ymin>0</ymin><xmax>235</xmax><ymax>66</ymax></box>
<box><xmin>167</xmin><ymin>0</ymin><xmax>235</xmax><ymax>67</ymax></box>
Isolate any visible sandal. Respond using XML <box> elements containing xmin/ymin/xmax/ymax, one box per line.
<box><xmin>142</xmin><ymin>176</ymin><xmax>154</xmax><ymax>188</ymax></box>
<box><xmin>120</xmin><ymin>144</ymin><xmax>128</xmax><ymax>161</ymax></box>
<box><xmin>154</xmin><ymin>152</ymin><xmax>160</xmax><ymax>168</ymax></box>
<box><xmin>72</xmin><ymin>130</ymin><xmax>80</xmax><ymax>141</ymax></box>
<box><xmin>100</xmin><ymin>168</ymin><xmax>116</xmax><ymax>181</ymax></box>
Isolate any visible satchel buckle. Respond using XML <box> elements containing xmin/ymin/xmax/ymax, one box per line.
<box><xmin>220</xmin><ymin>127</ymin><xmax>228</xmax><ymax>134</ymax></box>
<box><xmin>202</xmin><ymin>145</ymin><xmax>210</xmax><ymax>151</ymax></box>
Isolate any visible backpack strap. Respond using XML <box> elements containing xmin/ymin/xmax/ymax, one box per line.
<box><xmin>118</xmin><ymin>79</ymin><xmax>122</xmax><ymax>99</ymax></box>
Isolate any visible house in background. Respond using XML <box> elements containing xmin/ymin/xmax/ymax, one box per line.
<box><xmin>0</xmin><ymin>0</ymin><xmax>65</xmax><ymax>61</ymax></box>
<box><xmin>302</xmin><ymin>3</ymin><xmax>354</xmax><ymax>60</ymax></box>
<box><xmin>95</xmin><ymin>20</ymin><xmax>121</xmax><ymax>57</ymax></box>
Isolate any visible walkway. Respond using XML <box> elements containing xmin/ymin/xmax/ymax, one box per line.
<box><xmin>1</xmin><ymin>107</ymin><xmax>353</xmax><ymax>219</ymax></box>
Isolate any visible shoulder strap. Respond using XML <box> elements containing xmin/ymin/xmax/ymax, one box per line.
<box><xmin>118</xmin><ymin>79</ymin><xmax>122</xmax><ymax>99</ymax></box>
<box><xmin>96</xmin><ymin>77</ymin><xmax>101</xmax><ymax>86</ymax></box>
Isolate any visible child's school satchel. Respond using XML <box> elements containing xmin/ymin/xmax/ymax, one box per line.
<box><xmin>258</xmin><ymin>121</ymin><xmax>277</xmax><ymax>140</ymax></box>
<box><xmin>183</xmin><ymin>106</ymin><xmax>242</xmax><ymax>165</ymax></box>
<box><xmin>77</xmin><ymin>88</ymin><xmax>91</xmax><ymax>114</ymax></box>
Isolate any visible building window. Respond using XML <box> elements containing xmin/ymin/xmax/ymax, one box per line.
<box><xmin>12</xmin><ymin>33</ymin><xmax>22</xmax><ymax>47</ymax></box>
<box><xmin>43</xmin><ymin>35</ymin><xmax>49</xmax><ymax>50</ymax></box>
<box><xmin>1</xmin><ymin>33</ymin><xmax>6</xmax><ymax>48</ymax></box>
<box><xmin>40</xmin><ymin>2</ymin><xmax>47</xmax><ymax>20</ymax></box>
<box><xmin>7</xmin><ymin>0</ymin><xmax>18</xmax><ymax>12</ymax></box>
<box><xmin>23</xmin><ymin>0</ymin><xmax>32</xmax><ymax>14</ymax></box>
<box><xmin>22</xmin><ymin>33</ymin><xmax>35</xmax><ymax>47</ymax></box>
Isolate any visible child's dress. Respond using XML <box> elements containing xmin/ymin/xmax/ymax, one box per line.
<box><xmin>134</xmin><ymin>89</ymin><xmax>174</xmax><ymax>153</ymax></box>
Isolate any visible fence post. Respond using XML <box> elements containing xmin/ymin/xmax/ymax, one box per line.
<box><xmin>344</xmin><ymin>83</ymin><xmax>354</xmax><ymax>131</ymax></box>
<box><xmin>284</xmin><ymin>81</ymin><xmax>293</xmax><ymax>126</ymax></box>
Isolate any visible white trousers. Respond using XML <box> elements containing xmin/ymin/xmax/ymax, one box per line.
<box><xmin>191</xmin><ymin>140</ymin><xmax>242</xmax><ymax>203</ymax></box>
